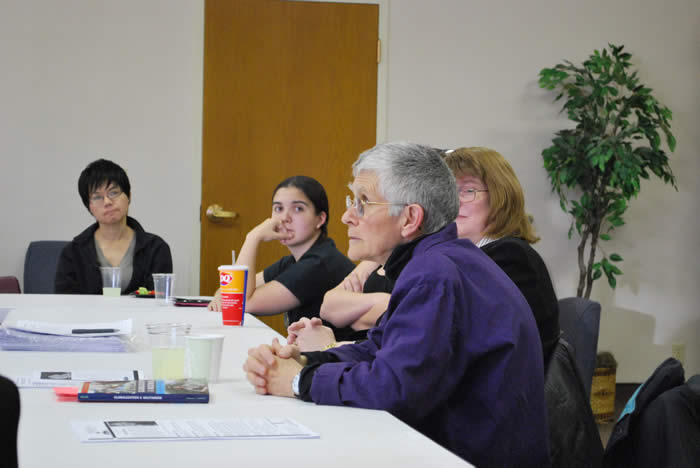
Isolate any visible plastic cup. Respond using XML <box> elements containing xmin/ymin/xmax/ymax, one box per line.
<box><xmin>146</xmin><ymin>323</ymin><xmax>191</xmax><ymax>380</ymax></box>
<box><xmin>185</xmin><ymin>334</ymin><xmax>224</xmax><ymax>382</ymax></box>
<box><xmin>100</xmin><ymin>267</ymin><xmax>121</xmax><ymax>296</ymax></box>
<box><xmin>152</xmin><ymin>273</ymin><xmax>176</xmax><ymax>305</ymax></box>
<box><xmin>218</xmin><ymin>265</ymin><xmax>248</xmax><ymax>326</ymax></box>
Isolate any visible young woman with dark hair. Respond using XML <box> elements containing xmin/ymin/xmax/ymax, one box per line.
<box><xmin>55</xmin><ymin>158</ymin><xmax>172</xmax><ymax>294</ymax></box>
<box><xmin>208</xmin><ymin>175</ymin><xmax>355</xmax><ymax>327</ymax></box>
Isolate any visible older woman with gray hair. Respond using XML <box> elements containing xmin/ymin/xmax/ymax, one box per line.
<box><xmin>243</xmin><ymin>142</ymin><xmax>549</xmax><ymax>467</ymax></box>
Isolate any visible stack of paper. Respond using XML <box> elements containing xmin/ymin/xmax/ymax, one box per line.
<box><xmin>0</xmin><ymin>319</ymin><xmax>132</xmax><ymax>352</ymax></box>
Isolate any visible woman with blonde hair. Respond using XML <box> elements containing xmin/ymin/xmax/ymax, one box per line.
<box><xmin>443</xmin><ymin>146</ymin><xmax>559</xmax><ymax>363</ymax></box>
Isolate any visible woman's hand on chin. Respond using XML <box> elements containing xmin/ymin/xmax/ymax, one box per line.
<box><xmin>249</xmin><ymin>218</ymin><xmax>293</xmax><ymax>243</ymax></box>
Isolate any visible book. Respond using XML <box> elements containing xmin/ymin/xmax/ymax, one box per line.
<box><xmin>78</xmin><ymin>378</ymin><xmax>209</xmax><ymax>403</ymax></box>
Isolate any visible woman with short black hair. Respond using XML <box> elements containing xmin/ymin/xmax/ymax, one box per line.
<box><xmin>55</xmin><ymin>158</ymin><xmax>172</xmax><ymax>294</ymax></box>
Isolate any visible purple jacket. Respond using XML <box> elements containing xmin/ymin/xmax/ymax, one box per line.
<box><xmin>306</xmin><ymin>224</ymin><xmax>550</xmax><ymax>467</ymax></box>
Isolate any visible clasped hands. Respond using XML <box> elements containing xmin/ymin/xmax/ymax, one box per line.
<box><xmin>287</xmin><ymin>317</ymin><xmax>336</xmax><ymax>352</ymax></box>
<box><xmin>243</xmin><ymin>338</ymin><xmax>307</xmax><ymax>397</ymax></box>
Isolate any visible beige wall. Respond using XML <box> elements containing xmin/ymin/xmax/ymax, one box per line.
<box><xmin>0</xmin><ymin>0</ymin><xmax>697</xmax><ymax>381</ymax></box>
<box><xmin>0</xmin><ymin>0</ymin><xmax>204</xmax><ymax>297</ymax></box>
<box><xmin>384</xmin><ymin>0</ymin><xmax>700</xmax><ymax>382</ymax></box>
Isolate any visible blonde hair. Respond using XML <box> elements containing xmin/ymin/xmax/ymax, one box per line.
<box><xmin>442</xmin><ymin>147</ymin><xmax>539</xmax><ymax>244</ymax></box>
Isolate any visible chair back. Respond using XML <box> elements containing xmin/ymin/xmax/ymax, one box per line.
<box><xmin>558</xmin><ymin>297</ymin><xmax>601</xmax><ymax>399</ymax></box>
<box><xmin>0</xmin><ymin>276</ymin><xmax>21</xmax><ymax>294</ymax></box>
<box><xmin>23</xmin><ymin>240</ymin><xmax>69</xmax><ymax>294</ymax></box>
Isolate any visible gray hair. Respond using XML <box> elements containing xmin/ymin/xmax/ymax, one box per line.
<box><xmin>352</xmin><ymin>142</ymin><xmax>459</xmax><ymax>234</ymax></box>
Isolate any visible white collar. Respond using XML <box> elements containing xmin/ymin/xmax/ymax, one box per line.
<box><xmin>475</xmin><ymin>237</ymin><xmax>496</xmax><ymax>248</ymax></box>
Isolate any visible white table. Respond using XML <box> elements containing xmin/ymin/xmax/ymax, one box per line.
<box><xmin>0</xmin><ymin>294</ymin><xmax>471</xmax><ymax>468</ymax></box>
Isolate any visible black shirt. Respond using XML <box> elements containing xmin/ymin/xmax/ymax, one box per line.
<box><xmin>55</xmin><ymin>216</ymin><xmax>173</xmax><ymax>295</ymax></box>
<box><xmin>263</xmin><ymin>235</ymin><xmax>355</xmax><ymax>326</ymax></box>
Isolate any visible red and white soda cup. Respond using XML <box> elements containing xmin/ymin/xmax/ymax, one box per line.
<box><xmin>218</xmin><ymin>265</ymin><xmax>248</xmax><ymax>326</ymax></box>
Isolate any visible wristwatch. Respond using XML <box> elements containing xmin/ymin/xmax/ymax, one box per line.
<box><xmin>292</xmin><ymin>371</ymin><xmax>301</xmax><ymax>397</ymax></box>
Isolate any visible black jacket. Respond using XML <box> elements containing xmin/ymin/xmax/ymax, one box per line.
<box><xmin>481</xmin><ymin>237</ymin><xmax>560</xmax><ymax>365</ymax></box>
<box><xmin>545</xmin><ymin>338</ymin><xmax>604</xmax><ymax>467</ymax></box>
<box><xmin>55</xmin><ymin>216</ymin><xmax>172</xmax><ymax>294</ymax></box>
<box><xmin>0</xmin><ymin>375</ymin><xmax>20</xmax><ymax>468</ymax></box>
<box><xmin>604</xmin><ymin>358</ymin><xmax>699</xmax><ymax>468</ymax></box>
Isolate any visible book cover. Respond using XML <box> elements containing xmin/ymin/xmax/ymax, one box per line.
<box><xmin>78</xmin><ymin>378</ymin><xmax>209</xmax><ymax>403</ymax></box>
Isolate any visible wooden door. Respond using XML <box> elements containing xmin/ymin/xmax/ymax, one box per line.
<box><xmin>201</xmin><ymin>0</ymin><xmax>379</xmax><ymax>335</ymax></box>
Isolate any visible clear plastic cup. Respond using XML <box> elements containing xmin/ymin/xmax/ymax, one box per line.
<box><xmin>152</xmin><ymin>273</ymin><xmax>176</xmax><ymax>305</ymax></box>
<box><xmin>146</xmin><ymin>322</ymin><xmax>191</xmax><ymax>380</ymax></box>
<box><xmin>100</xmin><ymin>267</ymin><xmax>121</xmax><ymax>296</ymax></box>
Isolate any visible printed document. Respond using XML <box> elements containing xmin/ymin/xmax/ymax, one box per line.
<box><xmin>72</xmin><ymin>418</ymin><xmax>319</xmax><ymax>442</ymax></box>
<box><xmin>14</xmin><ymin>369</ymin><xmax>142</xmax><ymax>388</ymax></box>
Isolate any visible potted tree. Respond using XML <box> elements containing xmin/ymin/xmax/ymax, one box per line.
<box><xmin>538</xmin><ymin>44</ymin><xmax>677</xmax><ymax>420</ymax></box>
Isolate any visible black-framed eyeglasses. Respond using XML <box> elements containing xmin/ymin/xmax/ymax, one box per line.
<box><xmin>89</xmin><ymin>188</ymin><xmax>123</xmax><ymax>205</ymax></box>
<box><xmin>458</xmin><ymin>188</ymin><xmax>488</xmax><ymax>203</ymax></box>
<box><xmin>345</xmin><ymin>195</ymin><xmax>406</xmax><ymax>217</ymax></box>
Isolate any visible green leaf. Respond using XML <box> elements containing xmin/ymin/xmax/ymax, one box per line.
<box><xmin>559</xmin><ymin>168</ymin><xmax>568</xmax><ymax>184</ymax></box>
<box><xmin>600</xmin><ymin>234</ymin><xmax>611</xmax><ymax>241</ymax></box>
<box><xmin>610</xmin><ymin>253</ymin><xmax>623</xmax><ymax>261</ymax></box>
<box><xmin>607</xmin><ymin>274</ymin><xmax>617</xmax><ymax>289</ymax></box>
<box><xmin>667</xmin><ymin>133</ymin><xmax>677</xmax><ymax>152</ymax></box>
<box><xmin>608</xmin><ymin>217</ymin><xmax>625</xmax><ymax>227</ymax></box>
<box><xmin>593</xmin><ymin>269</ymin><xmax>603</xmax><ymax>280</ymax></box>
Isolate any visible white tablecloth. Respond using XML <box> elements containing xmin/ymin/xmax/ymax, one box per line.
<box><xmin>0</xmin><ymin>294</ymin><xmax>471</xmax><ymax>468</ymax></box>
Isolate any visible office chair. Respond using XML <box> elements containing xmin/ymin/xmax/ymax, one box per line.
<box><xmin>558</xmin><ymin>297</ymin><xmax>601</xmax><ymax>399</ymax></box>
<box><xmin>23</xmin><ymin>240</ymin><xmax>69</xmax><ymax>294</ymax></box>
<box><xmin>0</xmin><ymin>276</ymin><xmax>21</xmax><ymax>293</ymax></box>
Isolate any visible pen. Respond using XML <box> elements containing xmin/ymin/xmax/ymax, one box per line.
<box><xmin>71</xmin><ymin>328</ymin><xmax>118</xmax><ymax>334</ymax></box>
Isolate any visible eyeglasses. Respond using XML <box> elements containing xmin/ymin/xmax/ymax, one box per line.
<box><xmin>458</xmin><ymin>188</ymin><xmax>488</xmax><ymax>203</ymax></box>
<box><xmin>345</xmin><ymin>195</ymin><xmax>406</xmax><ymax>217</ymax></box>
<box><xmin>89</xmin><ymin>188</ymin><xmax>123</xmax><ymax>205</ymax></box>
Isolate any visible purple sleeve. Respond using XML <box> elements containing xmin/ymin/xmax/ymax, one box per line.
<box><xmin>309</xmin><ymin>280</ymin><xmax>464</xmax><ymax>422</ymax></box>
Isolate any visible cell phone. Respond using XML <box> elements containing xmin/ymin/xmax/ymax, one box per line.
<box><xmin>173</xmin><ymin>297</ymin><xmax>210</xmax><ymax>307</ymax></box>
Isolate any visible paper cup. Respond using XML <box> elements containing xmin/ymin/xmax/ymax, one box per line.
<box><xmin>185</xmin><ymin>334</ymin><xmax>224</xmax><ymax>382</ymax></box>
<box><xmin>218</xmin><ymin>265</ymin><xmax>248</xmax><ymax>326</ymax></box>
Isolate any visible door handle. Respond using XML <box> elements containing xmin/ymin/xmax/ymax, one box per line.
<box><xmin>206</xmin><ymin>204</ymin><xmax>239</xmax><ymax>222</ymax></box>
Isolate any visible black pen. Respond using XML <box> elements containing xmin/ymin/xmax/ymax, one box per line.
<box><xmin>71</xmin><ymin>328</ymin><xmax>118</xmax><ymax>334</ymax></box>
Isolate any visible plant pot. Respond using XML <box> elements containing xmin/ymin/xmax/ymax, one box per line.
<box><xmin>591</xmin><ymin>366</ymin><xmax>616</xmax><ymax>423</ymax></box>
